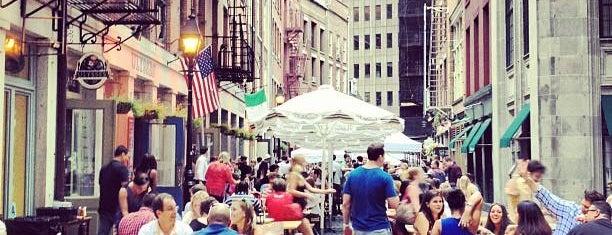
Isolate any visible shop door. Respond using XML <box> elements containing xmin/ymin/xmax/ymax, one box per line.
<box><xmin>134</xmin><ymin>117</ymin><xmax>185</xmax><ymax>210</ymax></box>
<box><xmin>64</xmin><ymin>99</ymin><xmax>115</xmax><ymax>234</ymax></box>
<box><xmin>2</xmin><ymin>88</ymin><xmax>34</xmax><ymax>218</ymax></box>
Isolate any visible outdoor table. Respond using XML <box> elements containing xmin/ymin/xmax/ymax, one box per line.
<box><xmin>59</xmin><ymin>216</ymin><xmax>92</xmax><ymax>235</ymax></box>
<box><xmin>281</xmin><ymin>221</ymin><xmax>302</xmax><ymax>235</ymax></box>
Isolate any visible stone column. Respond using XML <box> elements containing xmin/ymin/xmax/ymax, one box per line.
<box><xmin>532</xmin><ymin>0</ymin><xmax>603</xmax><ymax>201</ymax></box>
<box><xmin>143</xmin><ymin>81</ymin><xmax>158</xmax><ymax>102</ymax></box>
<box><xmin>34</xmin><ymin>46</ymin><xmax>59</xmax><ymax>207</ymax></box>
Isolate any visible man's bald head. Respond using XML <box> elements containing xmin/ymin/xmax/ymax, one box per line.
<box><xmin>207</xmin><ymin>203</ymin><xmax>231</xmax><ymax>225</ymax></box>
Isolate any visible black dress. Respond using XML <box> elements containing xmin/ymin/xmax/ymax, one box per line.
<box><xmin>190</xmin><ymin>219</ymin><xmax>208</xmax><ymax>232</ymax></box>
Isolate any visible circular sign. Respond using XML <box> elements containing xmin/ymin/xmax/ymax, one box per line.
<box><xmin>73</xmin><ymin>53</ymin><xmax>111</xmax><ymax>89</ymax></box>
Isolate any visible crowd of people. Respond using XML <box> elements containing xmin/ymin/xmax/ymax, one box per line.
<box><xmin>97</xmin><ymin>145</ymin><xmax>341</xmax><ymax>235</ymax></box>
<box><xmin>341</xmin><ymin>143</ymin><xmax>612</xmax><ymax>235</ymax></box>
<box><xmin>97</xmin><ymin>143</ymin><xmax>612</xmax><ymax>235</ymax></box>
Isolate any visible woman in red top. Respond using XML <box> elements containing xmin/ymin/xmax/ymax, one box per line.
<box><xmin>265</xmin><ymin>178</ymin><xmax>295</xmax><ymax>221</ymax></box>
<box><xmin>205</xmin><ymin>151</ymin><xmax>236</xmax><ymax>202</ymax></box>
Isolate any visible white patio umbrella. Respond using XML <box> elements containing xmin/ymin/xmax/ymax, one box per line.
<box><xmin>252</xmin><ymin>85</ymin><xmax>404</xmax><ymax>227</ymax></box>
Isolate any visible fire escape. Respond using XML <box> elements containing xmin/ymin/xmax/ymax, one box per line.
<box><xmin>284</xmin><ymin>0</ymin><xmax>306</xmax><ymax>99</ymax></box>
<box><xmin>427</xmin><ymin>0</ymin><xmax>448</xmax><ymax>110</ymax></box>
<box><xmin>212</xmin><ymin>0</ymin><xmax>256</xmax><ymax>87</ymax></box>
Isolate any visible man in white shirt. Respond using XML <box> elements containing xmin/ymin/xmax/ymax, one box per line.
<box><xmin>332</xmin><ymin>155</ymin><xmax>343</xmax><ymax>215</ymax></box>
<box><xmin>194</xmin><ymin>147</ymin><xmax>209</xmax><ymax>184</ymax></box>
<box><xmin>278</xmin><ymin>156</ymin><xmax>291</xmax><ymax>176</ymax></box>
<box><xmin>138</xmin><ymin>193</ymin><xmax>193</xmax><ymax>235</ymax></box>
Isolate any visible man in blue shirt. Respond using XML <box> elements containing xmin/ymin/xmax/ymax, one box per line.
<box><xmin>193</xmin><ymin>204</ymin><xmax>238</xmax><ymax>235</ymax></box>
<box><xmin>343</xmin><ymin>143</ymin><xmax>400</xmax><ymax>235</ymax></box>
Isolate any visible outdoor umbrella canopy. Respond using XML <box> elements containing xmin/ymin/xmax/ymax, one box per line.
<box><xmin>252</xmin><ymin>85</ymin><xmax>404</xmax><ymax>149</ymax></box>
<box><xmin>252</xmin><ymin>85</ymin><xmax>404</xmax><ymax>227</ymax></box>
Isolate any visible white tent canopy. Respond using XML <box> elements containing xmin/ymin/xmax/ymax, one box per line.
<box><xmin>291</xmin><ymin>148</ymin><xmax>347</xmax><ymax>163</ymax></box>
<box><xmin>384</xmin><ymin>132</ymin><xmax>422</xmax><ymax>153</ymax></box>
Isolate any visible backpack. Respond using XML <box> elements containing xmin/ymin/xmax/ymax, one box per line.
<box><xmin>432</xmin><ymin>170</ymin><xmax>446</xmax><ymax>183</ymax></box>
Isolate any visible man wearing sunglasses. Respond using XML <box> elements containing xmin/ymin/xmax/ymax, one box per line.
<box><xmin>567</xmin><ymin>201</ymin><xmax>612</xmax><ymax>234</ymax></box>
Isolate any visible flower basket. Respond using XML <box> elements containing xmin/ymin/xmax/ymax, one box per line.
<box><xmin>142</xmin><ymin>110</ymin><xmax>159</xmax><ymax>120</ymax></box>
<box><xmin>116</xmin><ymin>102</ymin><xmax>133</xmax><ymax>114</ymax></box>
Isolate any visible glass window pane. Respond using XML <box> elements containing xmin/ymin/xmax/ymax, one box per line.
<box><xmin>376</xmin><ymin>34</ymin><xmax>381</xmax><ymax>49</ymax></box>
<box><xmin>387</xmin><ymin>4</ymin><xmax>392</xmax><ymax>19</ymax></box>
<box><xmin>364</xmin><ymin>92</ymin><xmax>370</xmax><ymax>103</ymax></box>
<box><xmin>364</xmin><ymin>6</ymin><xmax>370</xmax><ymax>21</ymax></box>
<box><xmin>387</xmin><ymin>62</ymin><xmax>393</xmax><ymax>77</ymax></box>
<box><xmin>4</xmin><ymin>39</ymin><xmax>30</xmax><ymax>81</ymax></box>
<box><xmin>66</xmin><ymin>109</ymin><xmax>103</xmax><ymax>197</ymax></box>
<box><xmin>387</xmin><ymin>91</ymin><xmax>393</xmax><ymax>106</ymax></box>
<box><xmin>353</xmin><ymin>7</ymin><xmax>359</xmax><ymax>22</ymax></box>
<box><xmin>11</xmin><ymin>94</ymin><xmax>28</xmax><ymax>216</ymax></box>
<box><xmin>354</xmin><ymin>35</ymin><xmax>359</xmax><ymax>50</ymax></box>
<box><xmin>353</xmin><ymin>64</ymin><xmax>359</xmax><ymax>78</ymax></box>
<box><xmin>365</xmin><ymin>63</ymin><xmax>370</xmax><ymax>78</ymax></box>
<box><xmin>365</xmin><ymin>35</ymin><xmax>370</xmax><ymax>49</ymax></box>
<box><xmin>1</xmin><ymin>91</ymin><xmax>7</xmax><ymax>214</ymax></box>
<box><xmin>149</xmin><ymin>124</ymin><xmax>176</xmax><ymax>186</ymax></box>
<box><xmin>376</xmin><ymin>92</ymin><xmax>381</xmax><ymax>106</ymax></box>
<box><xmin>376</xmin><ymin>63</ymin><xmax>381</xmax><ymax>78</ymax></box>
<box><xmin>375</xmin><ymin>5</ymin><xmax>381</xmax><ymax>20</ymax></box>
<box><xmin>387</xmin><ymin>33</ymin><xmax>392</xmax><ymax>48</ymax></box>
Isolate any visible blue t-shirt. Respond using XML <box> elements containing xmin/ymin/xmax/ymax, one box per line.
<box><xmin>343</xmin><ymin>166</ymin><xmax>397</xmax><ymax>231</ymax></box>
<box><xmin>441</xmin><ymin>218</ymin><xmax>473</xmax><ymax>235</ymax></box>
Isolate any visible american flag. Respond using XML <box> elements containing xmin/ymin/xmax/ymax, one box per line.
<box><xmin>181</xmin><ymin>46</ymin><xmax>220</xmax><ymax>118</ymax></box>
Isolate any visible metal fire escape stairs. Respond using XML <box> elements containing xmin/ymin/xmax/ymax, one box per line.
<box><xmin>1</xmin><ymin>0</ymin><xmax>163</xmax><ymax>54</ymax></box>
<box><xmin>426</xmin><ymin>1</ymin><xmax>447</xmax><ymax>111</ymax></box>
<box><xmin>213</xmin><ymin>0</ymin><xmax>256</xmax><ymax>88</ymax></box>
<box><xmin>285</xmin><ymin>0</ymin><xmax>305</xmax><ymax>99</ymax></box>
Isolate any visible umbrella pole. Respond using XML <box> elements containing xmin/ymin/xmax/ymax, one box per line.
<box><xmin>320</xmin><ymin>146</ymin><xmax>327</xmax><ymax>231</ymax></box>
<box><xmin>327</xmin><ymin>146</ymin><xmax>335</xmax><ymax>231</ymax></box>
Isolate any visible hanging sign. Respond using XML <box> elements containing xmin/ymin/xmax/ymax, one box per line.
<box><xmin>73</xmin><ymin>53</ymin><xmax>111</xmax><ymax>89</ymax></box>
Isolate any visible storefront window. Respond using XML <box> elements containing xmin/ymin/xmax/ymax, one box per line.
<box><xmin>149</xmin><ymin>124</ymin><xmax>176</xmax><ymax>186</ymax></box>
<box><xmin>65</xmin><ymin>109</ymin><xmax>103</xmax><ymax>197</ymax></box>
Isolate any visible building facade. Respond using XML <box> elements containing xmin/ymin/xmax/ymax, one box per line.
<box><xmin>491</xmin><ymin>0</ymin><xmax>608</xmax><ymax>203</ymax></box>
<box><xmin>350</xmin><ymin>0</ymin><xmax>400</xmax><ymax>115</ymax></box>
<box><xmin>300</xmin><ymin>0</ymin><xmax>349</xmax><ymax>95</ymax></box>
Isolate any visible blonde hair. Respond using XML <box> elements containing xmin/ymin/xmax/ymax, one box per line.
<box><xmin>407</xmin><ymin>167</ymin><xmax>423</xmax><ymax>181</ymax></box>
<box><xmin>191</xmin><ymin>191</ymin><xmax>210</xmax><ymax>216</ymax></box>
<box><xmin>439</xmin><ymin>181</ymin><xmax>451</xmax><ymax>191</ymax></box>
<box><xmin>458</xmin><ymin>175</ymin><xmax>478</xmax><ymax>199</ymax></box>
<box><xmin>219</xmin><ymin>151</ymin><xmax>231</xmax><ymax>163</ymax></box>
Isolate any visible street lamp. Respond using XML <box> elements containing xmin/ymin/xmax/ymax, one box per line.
<box><xmin>180</xmin><ymin>12</ymin><xmax>202</xmax><ymax>206</ymax></box>
<box><xmin>275</xmin><ymin>87</ymin><xmax>285</xmax><ymax>105</ymax></box>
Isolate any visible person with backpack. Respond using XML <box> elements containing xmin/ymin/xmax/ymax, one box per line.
<box><xmin>428</xmin><ymin>160</ymin><xmax>447</xmax><ymax>183</ymax></box>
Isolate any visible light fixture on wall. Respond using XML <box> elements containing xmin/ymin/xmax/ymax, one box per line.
<box><xmin>275</xmin><ymin>87</ymin><xmax>285</xmax><ymax>105</ymax></box>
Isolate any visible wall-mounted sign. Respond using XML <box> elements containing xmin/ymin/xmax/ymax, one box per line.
<box><xmin>73</xmin><ymin>53</ymin><xmax>111</xmax><ymax>89</ymax></box>
<box><xmin>435</xmin><ymin>147</ymin><xmax>449</xmax><ymax>157</ymax></box>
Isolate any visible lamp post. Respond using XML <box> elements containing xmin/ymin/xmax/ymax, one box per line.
<box><xmin>180</xmin><ymin>12</ymin><xmax>202</xmax><ymax>206</ymax></box>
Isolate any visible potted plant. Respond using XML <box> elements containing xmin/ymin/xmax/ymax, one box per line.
<box><xmin>131</xmin><ymin>99</ymin><xmax>145</xmax><ymax>117</ymax></box>
<box><xmin>142</xmin><ymin>102</ymin><xmax>167</xmax><ymax>120</ymax></box>
<box><xmin>170</xmin><ymin>105</ymin><xmax>188</xmax><ymax>119</ymax></box>
<box><xmin>219</xmin><ymin>124</ymin><xmax>231</xmax><ymax>134</ymax></box>
<box><xmin>193</xmin><ymin>118</ymin><xmax>203</xmax><ymax>130</ymax></box>
<box><xmin>112</xmin><ymin>96</ymin><xmax>133</xmax><ymax>114</ymax></box>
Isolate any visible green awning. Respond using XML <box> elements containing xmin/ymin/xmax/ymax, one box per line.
<box><xmin>500</xmin><ymin>103</ymin><xmax>530</xmax><ymax>148</ymax></box>
<box><xmin>468</xmin><ymin>118</ymin><xmax>492</xmax><ymax>153</ymax></box>
<box><xmin>461</xmin><ymin>122</ymin><xmax>482</xmax><ymax>153</ymax></box>
<box><xmin>602</xmin><ymin>96</ymin><xmax>612</xmax><ymax>133</ymax></box>
<box><xmin>448</xmin><ymin>125</ymin><xmax>473</xmax><ymax>149</ymax></box>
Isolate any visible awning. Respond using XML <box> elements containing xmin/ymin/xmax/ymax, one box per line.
<box><xmin>602</xmin><ymin>96</ymin><xmax>612</xmax><ymax>133</ymax></box>
<box><xmin>448</xmin><ymin>125</ymin><xmax>473</xmax><ymax>148</ymax></box>
<box><xmin>500</xmin><ymin>103</ymin><xmax>530</xmax><ymax>148</ymax></box>
<box><xmin>461</xmin><ymin>122</ymin><xmax>482</xmax><ymax>153</ymax></box>
<box><xmin>467</xmin><ymin>118</ymin><xmax>492</xmax><ymax>153</ymax></box>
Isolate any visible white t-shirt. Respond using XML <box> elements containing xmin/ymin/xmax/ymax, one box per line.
<box><xmin>138</xmin><ymin>220</ymin><xmax>193</xmax><ymax>235</ymax></box>
<box><xmin>333</xmin><ymin>162</ymin><xmax>342</xmax><ymax>185</ymax></box>
<box><xmin>278</xmin><ymin>161</ymin><xmax>291</xmax><ymax>176</ymax></box>
<box><xmin>194</xmin><ymin>154</ymin><xmax>208</xmax><ymax>181</ymax></box>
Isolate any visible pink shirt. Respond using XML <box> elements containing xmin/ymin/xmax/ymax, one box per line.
<box><xmin>205</xmin><ymin>162</ymin><xmax>234</xmax><ymax>197</ymax></box>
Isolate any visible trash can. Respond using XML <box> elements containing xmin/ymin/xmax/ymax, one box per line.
<box><xmin>5</xmin><ymin>216</ymin><xmax>61</xmax><ymax>235</ymax></box>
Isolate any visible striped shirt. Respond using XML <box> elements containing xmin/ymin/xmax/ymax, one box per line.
<box><xmin>223</xmin><ymin>193</ymin><xmax>263</xmax><ymax>213</ymax></box>
<box><xmin>534</xmin><ymin>185</ymin><xmax>581</xmax><ymax>235</ymax></box>
<box><xmin>118</xmin><ymin>207</ymin><xmax>156</xmax><ymax>235</ymax></box>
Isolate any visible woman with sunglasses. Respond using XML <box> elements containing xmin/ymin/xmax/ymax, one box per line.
<box><xmin>230</xmin><ymin>200</ymin><xmax>256</xmax><ymax>235</ymax></box>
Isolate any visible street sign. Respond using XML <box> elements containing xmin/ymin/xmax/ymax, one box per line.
<box><xmin>73</xmin><ymin>53</ymin><xmax>111</xmax><ymax>89</ymax></box>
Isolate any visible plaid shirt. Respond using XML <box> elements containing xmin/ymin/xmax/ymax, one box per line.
<box><xmin>534</xmin><ymin>185</ymin><xmax>581</xmax><ymax>235</ymax></box>
<box><xmin>117</xmin><ymin>207</ymin><xmax>156</xmax><ymax>235</ymax></box>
